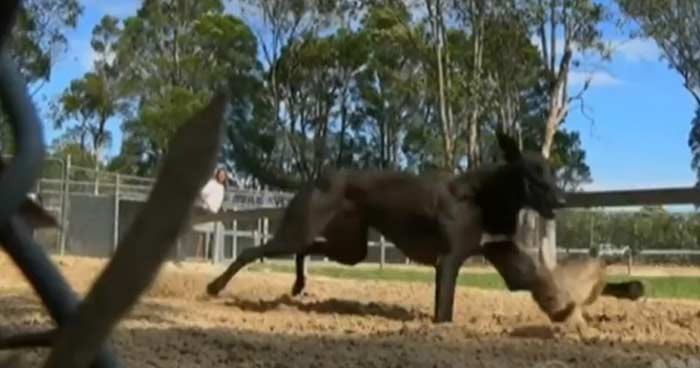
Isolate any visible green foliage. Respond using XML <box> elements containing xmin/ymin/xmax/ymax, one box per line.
<box><xmin>617</xmin><ymin>0</ymin><xmax>699</xmax><ymax>98</ymax></box>
<box><xmin>51</xmin><ymin>72</ymin><xmax>117</xmax><ymax>153</ymax></box>
<box><xmin>0</xmin><ymin>0</ymin><xmax>83</xmax><ymax>153</ymax></box>
<box><xmin>47</xmin><ymin>0</ymin><xmax>598</xmax><ymax>190</ymax></box>
<box><xmin>557</xmin><ymin>208</ymin><xmax>700</xmax><ymax>253</ymax></box>
<box><xmin>689</xmin><ymin>108</ymin><xmax>700</xmax><ymax>184</ymax></box>
<box><xmin>7</xmin><ymin>0</ymin><xmax>83</xmax><ymax>85</ymax></box>
<box><xmin>51</xmin><ymin>141</ymin><xmax>98</xmax><ymax>169</ymax></box>
<box><xmin>99</xmin><ymin>1</ymin><xmax>262</xmax><ymax>175</ymax></box>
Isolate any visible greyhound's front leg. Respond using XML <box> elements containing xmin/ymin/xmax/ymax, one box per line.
<box><xmin>433</xmin><ymin>201</ymin><xmax>482</xmax><ymax>323</ymax></box>
<box><xmin>433</xmin><ymin>254</ymin><xmax>465</xmax><ymax>323</ymax></box>
<box><xmin>292</xmin><ymin>253</ymin><xmax>307</xmax><ymax>296</ymax></box>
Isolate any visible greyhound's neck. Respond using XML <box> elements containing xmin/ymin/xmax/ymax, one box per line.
<box><xmin>474</xmin><ymin>165</ymin><xmax>525</xmax><ymax>236</ymax></box>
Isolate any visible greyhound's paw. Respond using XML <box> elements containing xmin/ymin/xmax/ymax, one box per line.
<box><xmin>551</xmin><ymin>321</ymin><xmax>599</xmax><ymax>341</ymax></box>
<box><xmin>572</xmin><ymin>322</ymin><xmax>598</xmax><ymax>340</ymax></box>
<box><xmin>291</xmin><ymin>281</ymin><xmax>306</xmax><ymax>297</ymax></box>
<box><xmin>206</xmin><ymin>280</ymin><xmax>223</xmax><ymax>297</ymax></box>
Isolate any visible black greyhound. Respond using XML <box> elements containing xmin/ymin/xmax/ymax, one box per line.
<box><xmin>206</xmin><ymin>132</ymin><xmax>568</xmax><ymax>323</ymax></box>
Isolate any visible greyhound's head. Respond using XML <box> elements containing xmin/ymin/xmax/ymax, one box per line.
<box><xmin>496</xmin><ymin>132</ymin><xmax>565</xmax><ymax>219</ymax></box>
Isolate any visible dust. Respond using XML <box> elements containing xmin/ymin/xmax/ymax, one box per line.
<box><xmin>0</xmin><ymin>253</ymin><xmax>698</xmax><ymax>367</ymax></box>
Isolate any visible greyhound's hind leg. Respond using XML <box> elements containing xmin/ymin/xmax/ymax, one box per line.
<box><xmin>206</xmin><ymin>237</ymin><xmax>295</xmax><ymax>296</ymax></box>
<box><xmin>206</xmin><ymin>181</ymin><xmax>346</xmax><ymax>297</ymax></box>
<box><xmin>291</xmin><ymin>207</ymin><xmax>368</xmax><ymax>297</ymax></box>
<box><xmin>292</xmin><ymin>253</ymin><xmax>307</xmax><ymax>296</ymax></box>
<box><xmin>291</xmin><ymin>242</ymin><xmax>325</xmax><ymax>296</ymax></box>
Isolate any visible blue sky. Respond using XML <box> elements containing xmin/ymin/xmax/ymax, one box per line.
<box><xmin>34</xmin><ymin>0</ymin><xmax>699</xmax><ymax>192</ymax></box>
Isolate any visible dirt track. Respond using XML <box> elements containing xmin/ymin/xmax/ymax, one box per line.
<box><xmin>1</xmin><ymin>255</ymin><xmax>699</xmax><ymax>367</ymax></box>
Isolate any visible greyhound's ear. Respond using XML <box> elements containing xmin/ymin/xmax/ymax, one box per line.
<box><xmin>496</xmin><ymin>131</ymin><xmax>521</xmax><ymax>163</ymax></box>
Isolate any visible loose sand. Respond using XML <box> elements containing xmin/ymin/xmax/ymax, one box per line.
<box><xmin>0</xmin><ymin>254</ymin><xmax>698</xmax><ymax>367</ymax></box>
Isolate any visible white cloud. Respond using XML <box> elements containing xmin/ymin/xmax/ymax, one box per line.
<box><xmin>608</xmin><ymin>38</ymin><xmax>661</xmax><ymax>63</ymax></box>
<box><xmin>569</xmin><ymin>70</ymin><xmax>623</xmax><ymax>88</ymax></box>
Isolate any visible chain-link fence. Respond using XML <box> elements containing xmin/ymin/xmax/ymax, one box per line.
<box><xmin>26</xmin><ymin>158</ymin><xmax>294</xmax><ymax>261</ymax></box>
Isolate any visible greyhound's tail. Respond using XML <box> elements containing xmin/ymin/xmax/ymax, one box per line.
<box><xmin>601</xmin><ymin>280</ymin><xmax>645</xmax><ymax>300</ymax></box>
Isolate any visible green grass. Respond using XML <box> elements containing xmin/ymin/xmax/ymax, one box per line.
<box><xmin>247</xmin><ymin>261</ymin><xmax>700</xmax><ymax>301</ymax></box>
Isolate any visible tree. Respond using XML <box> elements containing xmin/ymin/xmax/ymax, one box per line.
<box><xmin>616</xmin><ymin>1</ymin><xmax>700</xmax><ymax>183</ymax></box>
<box><xmin>423</xmin><ymin>0</ymin><xmax>458</xmax><ymax>170</ymax></box>
<box><xmin>480</xmin><ymin>10</ymin><xmax>542</xmax><ymax>146</ymax></box>
<box><xmin>358</xmin><ymin>3</ymin><xmax>423</xmax><ymax>170</ymax></box>
<box><xmin>224</xmin><ymin>0</ymin><xmax>352</xmax><ymax>189</ymax></box>
<box><xmin>524</xmin><ymin>0</ymin><xmax>609</xmax><ymax>159</ymax></box>
<box><xmin>691</xmin><ymin>108</ymin><xmax>700</xmax><ymax>184</ymax></box>
<box><xmin>53</xmin><ymin>0</ymin><xmax>594</xmax><ymax>202</ymax></box>
<box><xmin>516</xmin><ymin>0</ymin><xmax>610</xmax><ymax>267</ymax></box>
<box><xmin>7</xmin><ymin>0</ymin><xmax>82</xmax><ymax>88</ymax></box>
<box><xmin>223</xmin><ymin>0</ymin><xmax>595</xmax><ymax>190</ymax></box>
<box><xmin>617</xmin><ymin>1</ymin><xmax>699</xmax><ymax>105</ymax></box>
<box><xmin>50</xmin><ymin>15</ymin><xmax>123</xmax><ymax>167</ymax></box>
<box><xmin>107</xmin><ymin>0</ymin><xmax>261</xmax><ymax>175</ymax></box>
<box><xmin>51</xmin><ymin>72</ymin><xmax>118</xmax><ymax>156</ymax></box>
<box><xmin>1</xmin><ymin>0</ymin><xmax>82</xmax><ymax>152</ymax></box>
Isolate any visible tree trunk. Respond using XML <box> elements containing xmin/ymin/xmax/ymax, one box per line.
<box><xmin>467</xmin><ymin>110</ymin><xmax>480</xmax><ymax>168</ymax></box>
<box><xmin>518</xmin><ymin>27</ymin><xmax>575</xmax><ymax>271</ymax></box>
<box><xmin>466</xmin><ymin>0</ymin><xmax>484</xmax><ymax>169</ymax></box>
<box><xmin>426</xmin><ymin>0</ymin><xmax>454</xmax><ymax>171</ymax></box>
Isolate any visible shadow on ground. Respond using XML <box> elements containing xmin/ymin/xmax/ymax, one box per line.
<box><xmin>85</xmin><ymin>325</ymin><xmax>700</xmax><ymax>367</ymax></box>
<box><xmin>224</xmin><ymin>294</ymin><xmax>431</xmax><ymax>322</ymax></box>
<box><xmin>0</xmin><ymin>292</ymin><xmax>699</xmax><ymax>367</ymax></box>
<box><xmin>0</xmin><ymin>293</ymin><xmax>185</xmax><ymax>329</ymax></box>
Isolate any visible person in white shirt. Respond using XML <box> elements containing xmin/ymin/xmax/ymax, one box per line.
<box><xmin>193</xmin><ymin>168</ymin><xmax>230</xmax><ymax>259</ymax></box>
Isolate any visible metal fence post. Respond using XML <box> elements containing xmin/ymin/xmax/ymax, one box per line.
<box><xmin>627</xmin><ymin>251</ymin><xmax>633</xmax><ymax>275</ymax></box>
<box><xmin>59</xmin><ymin>154</ymin><xmax>71</xmax><ymax>256</ymax></box>
<box><xmin>303</xmin><ymin>254</ymin><xmax>309</xmax><ymax>277</ymax></box>
<box><xmin>52</xmin><ymin>158</ymin><xmax>65</xmax><ymax>252</ymax></box>
<box><xmin>212</xmin><ymin>221</ymin><xmax>223</xmax><ymax>264</ymax></box>
<box><xmin>112</xmin><ymin>174</ymin><xmax>120</xmax><ymax>254</ymax></box>
<box><xmin>379</xmin><ymin>236</ymin><xmax>386</xmax><ymax>270</ymax></box>
<box><xmin>94</xmin><ymin>171</ymin><xmax>99</xmax><ymax>196</ymax></box>
<box><xmin>232</xmin><ymin>219</ymin><xmax>238</xmax><ymax>260</ymax></box>
<box><xmin>263</xmin><ymin>216</ymin><xmax>269</xmax><ymax>243</ymax></box>
<box><xmin>254</xmin><ymin>218</ymin><xmax>262</xmax><ymax>263</ymax></box>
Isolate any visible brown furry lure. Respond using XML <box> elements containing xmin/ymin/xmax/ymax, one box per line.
<box><xmin>480</xmin><ymin>240</ymin><xmax>644</xmax><ymax>332</ymax></box>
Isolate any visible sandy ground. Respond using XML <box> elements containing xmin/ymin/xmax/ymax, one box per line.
<box><xmin>0</xmin><ymin>254</ymin><xmax>699</xmax><ymax>368</ymax></box>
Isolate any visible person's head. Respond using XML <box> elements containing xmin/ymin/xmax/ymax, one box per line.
<box><xmin>214</xmin><ymin>168</ymin><xmax>229</xmax><ymax>188</ymax></box>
